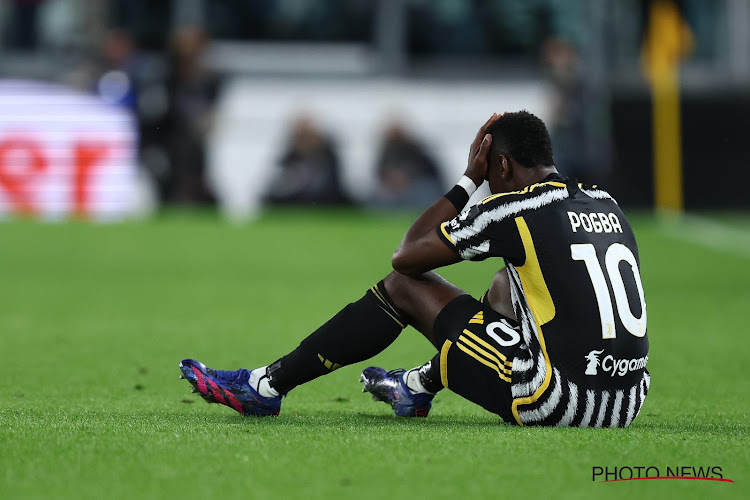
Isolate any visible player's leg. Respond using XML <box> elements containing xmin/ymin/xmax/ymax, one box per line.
<box><xmin>265</xmin><ymin>270</ymin><xmax>465</xmax><ymax>395</ymax></box>
<box><xmin>355</xmin><ymin>271</ymin><xmax>470</xmax><ymax>416</ymax></box>
<box><xmin>381</xmin><ymin>270</ymin><xmax>468</xmax><ymax>348</ymax></box>
<box><xmin>179</xmin><ymin>270</ymin><xmax>466</xmax><ymax>416</ymax></box>
<box><xmin>381</xmin><ymin>267</ymin><xmax>515</xmax><ymax>393</ymax></box>
<box><xmin>485</xmin><ymin>268</ymin><xmax>515</xmax><ymax>319</ymax></box>
<box><xmin>362</xmin><ymin>269</ymin><xmax>520</xmax><ymax>418</ymax></box>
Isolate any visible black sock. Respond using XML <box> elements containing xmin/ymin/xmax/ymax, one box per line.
<box><xmin>267</xmin><ymin>280</ymin><xmax>407</xmax><ymax>395</ymax></box>
<box><xmin>418</xmin><ymin>355</ymin><xmax>444</xmax><ymax>394</ymax></box>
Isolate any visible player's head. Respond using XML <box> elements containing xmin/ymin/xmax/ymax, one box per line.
<box><xmin>485</xmin><ymin>111</ymin><xmax>556</xmax><ymax>193</ymax></box>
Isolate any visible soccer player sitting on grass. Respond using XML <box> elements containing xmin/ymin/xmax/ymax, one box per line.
<box><xmin>180</xmin><ymin>111</ymin><xmax>650</xmax><ymax>427</ymax></box>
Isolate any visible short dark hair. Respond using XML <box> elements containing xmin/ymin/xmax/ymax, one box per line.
<box><xmin>486</xmin><ymin>110</ymin><xmax>554</xmax><ymax>168</ymax></box>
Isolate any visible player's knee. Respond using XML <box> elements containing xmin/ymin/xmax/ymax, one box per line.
<box><xmin>383</xmin><ymin>270</ymin><xmax>437</xmax><ymax>306</ymax></box>
<box><xmin>382</xmin><ymin>271</ymin><xmax>416</xmax><ymax>307</ymax></box>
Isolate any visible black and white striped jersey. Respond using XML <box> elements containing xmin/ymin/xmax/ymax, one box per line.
<box><xmin>437</xmin><ymin>174</ymin><xmax>649</xmax><ymax>427</ymax></box>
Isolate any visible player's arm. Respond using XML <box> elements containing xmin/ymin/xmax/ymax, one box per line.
<box><xmin>392</xmin><ymin>114</ymin><xmax>497</xmax><ymax>277</ymax></box>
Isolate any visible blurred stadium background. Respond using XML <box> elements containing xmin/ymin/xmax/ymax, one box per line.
<box><xmin>1</xmin><ymin>1</ymin><xmax>749</xmax><ymax>499</ymax></box>
<box><xmin>2</xmin><ymin>0</ymin><xmax>749</xmax><ymax>219</ymax></box>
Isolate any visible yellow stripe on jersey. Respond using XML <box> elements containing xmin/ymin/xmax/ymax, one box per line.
<box><xmin>481</xmin><ymin>181</ymin><xmax>567</xmax><ymax>205</ymax></box>
<box><xmin>458</xmin><ymin>335</ymin><xmax>513</xmax><ymax>376</ymax></box>
<box><xmin>468</xmin><ymin>311</ymin><xmax>484</xmax><ymax>324</ymax></box>
<box><xmin>440</xmin><ymin>340</ymin><xmax>452</xmax><ymax>388</ymax></box>
<box><xmin>456</xmin><ymin>342</ymin><xmax>512</xmax><ymax>383</ymax></box>
<box><xmin>462</xmin><ymin>330</ymin><xmax>513</xmax><ymax>367</ymax></box>
<box><xmin>513</xmin><ymin>217</ymin><xmax>555</xmax><ymax>323</ymax></box>
<box><xmin>510</xmin><ymin>216</ymin><xmax>556</xmax><ymax>426</ymax></box>
<box><xmin>440</xmin><ymin>222</ymin><xmax>455</xmax><ymax>244</ymax></box>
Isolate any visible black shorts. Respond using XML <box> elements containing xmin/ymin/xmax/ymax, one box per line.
<box><xmin>433</xmin><ymin>294</ymin><xmax>526</xmax><ymax>424</ymax></box>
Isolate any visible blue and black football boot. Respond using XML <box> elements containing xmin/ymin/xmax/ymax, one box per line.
<box><xmin>179</xmin><ymin>359</ymin><xmax>281</xmax><ymax>417</ymax></box>
<box><xmin>360</xmin><ymin>367</ymin><xmax>433</xmax><ymax>417</ymax></box>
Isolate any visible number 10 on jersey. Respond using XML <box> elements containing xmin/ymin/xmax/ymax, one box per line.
<box><xmin>571</xmin><ymin>243</ymin><xmax>647</xmax><ymax>339</ymax></box>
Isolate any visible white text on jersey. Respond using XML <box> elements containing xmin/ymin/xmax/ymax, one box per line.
<box><xmin>568</xmin><ymin>212</ymin><xmax>623</xmax><ymax>234</ymax></box>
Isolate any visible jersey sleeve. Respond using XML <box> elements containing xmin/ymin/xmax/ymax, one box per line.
<box><xmin>437</xmin><ymin>199</ymin><xmax>525</xmax><ymax>263</ymax></box>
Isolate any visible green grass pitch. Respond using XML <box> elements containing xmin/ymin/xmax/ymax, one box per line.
<box><xmin>1</xmin><ymin>210</ymin><xmax>748</xmax><ymax>499</ymax></box>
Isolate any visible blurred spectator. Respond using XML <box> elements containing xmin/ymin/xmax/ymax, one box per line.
<box><xmin>92</xmin><ymin>29</ymin><xmax>141</xmax><ymax>111</ymax></box>
<box><xmin>369</xmin><ymin>119</ymin><xmax>444</xmax><ymax>209</ymax></box>
<box><xmin>165</xmin><ymin>26</ymin><xmax>220</xmax><ymax>205</ymax></box>
<box><xmin>265</xmin><ymin>115</ymin><xmax>350</xmax><ymax>206</ymax></box>
<box><xmin>64</xmin><ymin>26</ymin><xmax>172</xmax><ymax>205</ymax></box>
<box><xmin>541</xmin><ymin>36</ymin><xmax>587</xmax><ymax>179</ymax></box>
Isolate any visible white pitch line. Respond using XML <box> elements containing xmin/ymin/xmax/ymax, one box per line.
<box><xmin>659</xmin><ymin>214</ymin><xmax>750</xmax><ymax>260</ymax></box>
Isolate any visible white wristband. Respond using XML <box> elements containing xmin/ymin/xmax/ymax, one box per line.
<box><xmin>456</xmin><ymin>175</ymin><xmax>478</xmax><ymax>196</ymax></box>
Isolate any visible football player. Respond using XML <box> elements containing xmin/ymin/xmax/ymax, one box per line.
<box><xmin>180</xmin><ymin>111</ymin><xmax>649</xmax><ymax>427</ymax></box>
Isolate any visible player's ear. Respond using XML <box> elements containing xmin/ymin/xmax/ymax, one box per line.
<box><xmin>498</xmin><ymin>154</ymin><xmax>511</xmax><ymax>180</ymax></box>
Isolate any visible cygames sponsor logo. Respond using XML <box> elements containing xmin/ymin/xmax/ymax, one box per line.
<box><xmin>585</xmin><ymin>349</ymin><xmax>648</xmax><ymax>377</ymax></box>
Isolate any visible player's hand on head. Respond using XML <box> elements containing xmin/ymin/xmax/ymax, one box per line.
<box><xmin>465</xmin><ymin>113</ymin><xmax>500</xmax><ymax>187</ymax></box>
